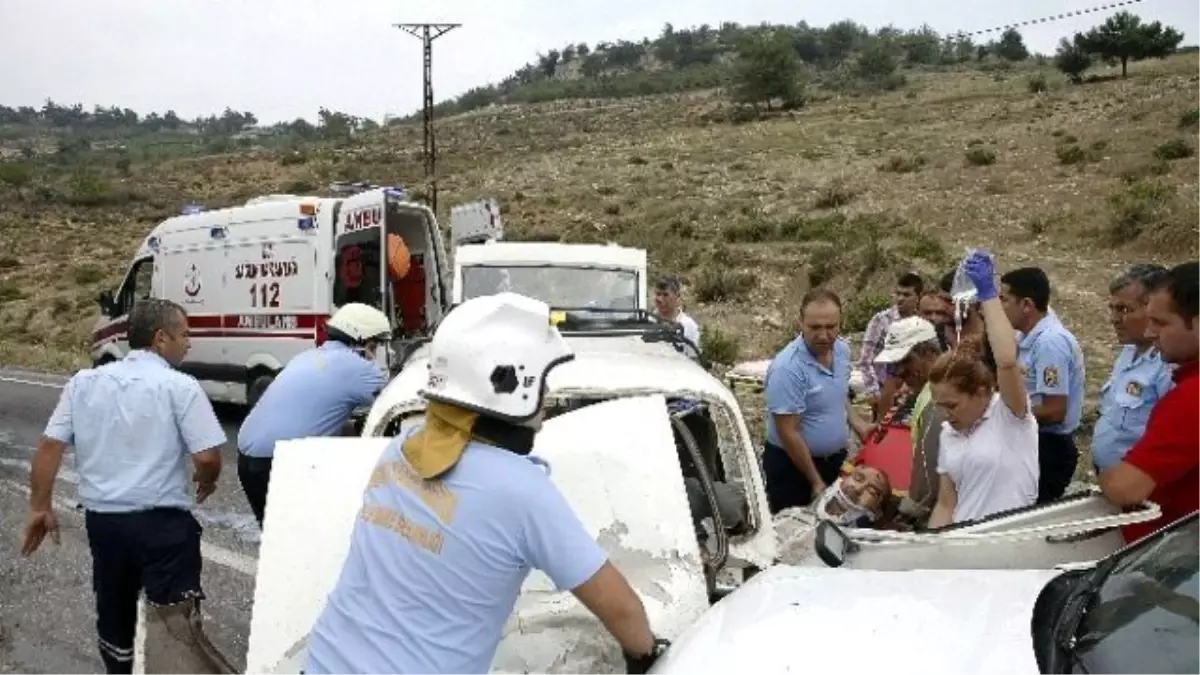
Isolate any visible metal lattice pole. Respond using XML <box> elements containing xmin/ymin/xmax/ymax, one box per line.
<box><xmin>395</xmin><ymin>22</ymin><xmax>460</xmax><ymax>214</ymax></box>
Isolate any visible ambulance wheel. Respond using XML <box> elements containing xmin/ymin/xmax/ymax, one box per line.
<box><xmin>246</xmin><ymin>373</ymin><xmax>275</xmax><ymax>409</ymax></box>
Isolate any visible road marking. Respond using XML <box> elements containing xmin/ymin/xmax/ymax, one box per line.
<box><xmin>0</xmin><ymin>374</ymin><xmax>66</xmax><ymax>390</ymax></box>
<box><xmin>0</xmin><ymin>477</ymin><xmax>258</xmax><ymax>577</ymax></box>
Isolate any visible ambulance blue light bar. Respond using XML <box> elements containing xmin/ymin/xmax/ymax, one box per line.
<box><xmin>181</xmin><ymin>203</ymin><xmax>205</xmax><ymax>215</ymax></box>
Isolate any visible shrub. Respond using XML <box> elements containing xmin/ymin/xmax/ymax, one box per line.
<box><xmin>1153</xmin><ymin>139</ymin><xmax>1194</xmax><ymax>161</ymax></box>
<box><xmin>878</xmin><ymin>155</ymin><xmax>926</xmax><ymax>174</ymax></box>
<box><xmin>965</xmin><ymin>147</ymin><xmax>997</xmax><ymax>166</ymax></box>
<box><xmin>0</xmin><ymin>163</ymin><xmax>34</xmax><ymax>188</ymax></box>
<box><xmin>694</xmin><ymin>268</ymin><xmax>757</xmax><ymax>302</ymax></box>
<box><xmin>71</xmin><ymin>264</ymin><xmax>105</xmax><ymax>285</ymax></box>
<box><xmin>843</xmin><ymin>293</ymin><xmax>891</xmax><ymax>333</ymax></box>
<box><xmin>722</xmin><ymin>218</ymin><xmax>776</xmax><ymax>243</ymax></box>
<box><xmin>701</xmin><ymin>327</ymin><xmax>740</xmax><ymax>365</ymax></box>
<box><xmin>813</xmin><ymin>179</ymin><xmax>856</xmax><ymax>209</ymax></box>
<box><xmin>1107</xmin><ymin>181</ymin><xmax>1175</xmax><ymax>244</ymax></box>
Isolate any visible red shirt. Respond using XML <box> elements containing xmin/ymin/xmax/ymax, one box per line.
<box><xmin>1120</xmin><ymin>360</ymin><xmax>1199</xmax><ymax>543</ymax></box>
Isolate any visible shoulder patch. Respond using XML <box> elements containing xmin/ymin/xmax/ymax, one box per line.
<box><xmin>1125</xmin><ymin>380</ymin><xmax>1143</xmax><ymax>398</ymax></box>
<box><xmin>1043</xmin><ymin>366</ymin><xmax>1060</xmax><ymax>388</ymax></box>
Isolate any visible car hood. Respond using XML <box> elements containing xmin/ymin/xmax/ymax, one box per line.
<box><xmin>650</xmin><ymin>565</ymin><xmax>1064</xmax><ymax>674</ymax></box>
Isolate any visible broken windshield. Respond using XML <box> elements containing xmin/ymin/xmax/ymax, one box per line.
<box><xmin>460</xmin><ymin>264</ymin><xmax>640</xmax><ymax>310</ymax></box>
<box><xmin>1069</xmin><ymin>516</ymin><xmax>1198</xmax><ymax>673</ymax></box>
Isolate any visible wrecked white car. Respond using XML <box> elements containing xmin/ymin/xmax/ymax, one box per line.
<box><xmin>654</xmin><ymin>512</ymin><xmax>1199</xmax><ymax>674</ymax></box>
<box><xmin>777</xmin><ymin>489</ymin><xmax>1164</xmax><ymax>571</ymax></box>
<box><xmin>243</xmin><ymin>331</ymin><xmax>777</xmax><ymax>673</ymax></box>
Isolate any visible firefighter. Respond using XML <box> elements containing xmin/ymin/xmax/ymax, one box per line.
<box><xmin>236</xmin><ymin>302</ymin><xmax>391</xmax><ymax>526</ymax></box>
<box><xmin>302</xmin><ymin>292</ymin><xmax>668</xmax><ymax>674</ymax></box>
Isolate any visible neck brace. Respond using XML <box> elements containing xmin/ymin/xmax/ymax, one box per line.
<box><xmin>815</xmin><ymin>479</ymin><xmax>877</xmax><ymax>527</ymax></box>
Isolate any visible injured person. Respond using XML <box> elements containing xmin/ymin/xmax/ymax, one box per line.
<box><xmin>813</xmin><ymin>465</ymin><xmax>892</xmax><ymax>528</ymax></box>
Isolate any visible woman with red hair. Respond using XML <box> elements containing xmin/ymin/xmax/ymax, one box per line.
<box><xmin>928</xmin><ymin>250</ymin><xmax>1039</xmax><ymax>527</ymax></box>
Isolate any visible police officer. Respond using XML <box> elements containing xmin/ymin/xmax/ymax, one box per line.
<box><xmin>1092</xmin><ymin>264</ymin><xmax>1173</xmax><ymax>472</ymax></box>
<box><xmin>762</xmin><ymin>288</ymin><xmax>875</xmax><ymax>514</ymax></box>
<box><xmin>236</xmin><ymin>302</ymin><xmax>391</xmax><ymax>526</ymax></box>
<box><xmin>303</xmin><ymin>292</ymin><xmax>668</xmax><ymax>674</ymax></box>
<box><xmin>999</xmin><ymin>267</ymin><xmax>1086</xmax><ymax>503</ymax></box>
<box><xmin>21</xmin><ymin>299</ymin><xmax>233</xmax><ymax>674</ymax></box>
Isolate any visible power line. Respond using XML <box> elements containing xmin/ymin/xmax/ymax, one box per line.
<box><xmin>395</xmin><ymin>22</ymin><xmax>461</xmax><ymax>214</ymax></box>
<box><xmin>952</xmin><ymin>0</ymin><xmax>1146</xmax><ymax>38</ymax></box>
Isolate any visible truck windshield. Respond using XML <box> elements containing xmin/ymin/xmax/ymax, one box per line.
<box><xmin>460</xmin><ymin>265</ymin><xmax>639</xmax><ymax>310</ymax></box>
<box><xmin>1071</xmin><ymin>517</ymin><xmax>1198</xmax><ymax>673</ymax></box>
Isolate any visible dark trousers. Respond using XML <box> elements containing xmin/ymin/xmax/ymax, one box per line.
<box><xmin>237</xmin><ymin>453</ymin><xmax>274</xmax><ymax>527</ymax></box>
<box><xmin>84</xmin><ymin>509</ymin><xmax>204</xmax><ymax>674</ymax></box>
<box><xmin>763</xmin><ymin>442</ymin><xmax>847</xmax><ymax>514</ymax></box>
<box><xmin>1037</xmin><ymin>431</ymin><xmax>1079</xmax><ymax>504</ymax></box>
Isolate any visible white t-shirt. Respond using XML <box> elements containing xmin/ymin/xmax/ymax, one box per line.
<box><xmin>675</xmin><ymin>312</ymin><xmax>702</xmax><ymax>355</ymax></box>
<box><xmin>936</xmin><ymin>394</ymin><xmax>1039</xmax><ymax>523</ymax></box>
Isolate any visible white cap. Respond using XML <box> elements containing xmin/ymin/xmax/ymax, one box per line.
<box><xmin>874</xmin><ymin>317</ymin><xmax>938</xmax><ymax>364</ymax></box>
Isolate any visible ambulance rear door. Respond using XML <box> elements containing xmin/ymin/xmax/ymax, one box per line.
<box><xmin>331</xmin><ymin>189</ymin><xmax>392</xmax><ymax>373</ymax></box>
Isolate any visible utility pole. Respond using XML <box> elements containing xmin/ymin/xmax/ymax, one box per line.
<box><xmin>394</xmin><ymin>22</ymin><xmax>460</xmax><ymax>214</ymax></box>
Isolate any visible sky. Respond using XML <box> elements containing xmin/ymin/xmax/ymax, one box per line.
<box><xmin>1</xmin><ymin>0</ymin><xmax>1196</xmax><ymax>125</ymax></box>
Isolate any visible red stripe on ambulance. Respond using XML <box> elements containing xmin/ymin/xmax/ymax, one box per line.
<box><xmin>92</xmin><ymin>313</ymin><xmax>325</xmax><ymax>346</ymax></box>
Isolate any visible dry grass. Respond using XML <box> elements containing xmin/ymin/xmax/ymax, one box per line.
<box><xmin>1</xmin><ymin>55</ymin><xmax>1197</xmax><ymax>473</ymax></box>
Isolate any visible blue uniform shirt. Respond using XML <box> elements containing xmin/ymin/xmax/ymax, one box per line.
<box><xmin>304</xmin><ymin>432</ymin><xmax>608</xmax><ymax>674</ymax></box>
<box><xmin>237</xmin><ymin>342</ymin><xmax>386</xmax><ymax>458</ymax></box>
<box><xmin>1090</xmin><ymin>345</ymin><xmax>1173</xmax><ymax>470</ymax></box>
<box><xmin>42</xmin><ymin>350</ymin><xmax>226</xmax><ymax>513</ymax></box>
<box><xmin>1017</xmin><ymin>313</ymin><xmax>1086</xmax><ymax>435</ymax></box>
<box><xmin>763</xmin><ymin>336</ymin><xmax>851</xmax><ymax>457</ymax></box>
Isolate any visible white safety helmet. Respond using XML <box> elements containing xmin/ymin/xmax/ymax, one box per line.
<box><xmin>326</xmin><ymin>303</ymin><xmax>392</xmax><ymax>344</ymax></box>
<box><xmin>421</xmin><ymin>292</ymin><xmax>574</xmax><ymax>422</ymax></box>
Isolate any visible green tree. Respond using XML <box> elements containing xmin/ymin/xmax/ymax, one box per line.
<box><xmin>996</xmin><ymin>28</ymin><xmax>1030</xmax><ymax>61</ymax></box>
<box><xmin>733</xmin><ymin>32</ymin><xmax>802</xmax><ymax>110</ymax></box>
<box><xmin>1054</xmin><ymin>36</ymin><xmax>1093</xmax><ymax>84</ymax></box>
<box><xmin>856</xmin><ymin>42</ymin><xmax>899</xmax><ymax>80</ymax></box>
<box><xmin>823</xmin><ymin>20</ymin><xmax>864</xmax><ymax>64</ymax></box>
<box><xmin>903</xmin><ymin>25</ymin><xmax>942</xmax><ymax>65</ymax></box>
<box><xmin>1077</xmin><ymin>11</ymin><xmax>1184</xmax><ymax>77</ymax></box>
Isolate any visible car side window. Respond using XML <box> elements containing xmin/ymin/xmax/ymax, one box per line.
<box><xmin>1074</xmin><ymin>520</ymin><xmax>1199</xmax><ymax>674</ymax></box>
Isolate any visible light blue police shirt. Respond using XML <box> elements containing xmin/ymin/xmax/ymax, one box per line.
<box><xmin>1017</xmin><ymin>313</ymin><xmax>1086</xmax><ymax>435</ymax></box>
<box><xmin>304</xmin><ymin>432</ymin><xmax>608</xmax><ymax>674</ymax></box>
<box><xmin>1090</xmin><ymin>345</ymin><xmax>1173</xmax><ymax>470</ymax></box>
<box><xmin>42</xmin><ymin>350</ymin><xmax>227</xmax><ymax>513</ymax></box>
<box><xmin>764</xmin><ymin>336</ymin><xmax>851</xmax><ymax>457</ymax></box>
<box><xmin>237</xmin><ymin>342</ymin><xmax>386</xmax><ymax>458</ymax></box>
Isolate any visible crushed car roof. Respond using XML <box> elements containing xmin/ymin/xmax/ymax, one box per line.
<box><xmin>377</xmin><ymin>337</ymin><xmax>741</xmax><ymax>415</ymax></box>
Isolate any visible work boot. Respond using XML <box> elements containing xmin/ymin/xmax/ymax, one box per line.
<box><xmin>141</xmin><ymin>598</ymin><xmax>237</xmax><ymax>674</ymax></box>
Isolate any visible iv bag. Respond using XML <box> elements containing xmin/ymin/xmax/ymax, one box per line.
<box><xmin>950</xmin><ymin>247</ymin><xmax>986</xmax><ymax>346</ymax></box>
<box><xmin>951</xmin><ymin>247</ymin><xmax>984</xmax><ymax>305</ymax></box>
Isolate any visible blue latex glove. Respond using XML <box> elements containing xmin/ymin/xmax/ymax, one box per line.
<box><xmin>962</xmin><ymin>250</ymin><xmax>998</xmax><ymax>301</ymax></box>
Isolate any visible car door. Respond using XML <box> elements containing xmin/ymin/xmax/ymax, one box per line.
<box><xmin>241</xmin><ymin>394</ymin><xmax>709</xmax><ymax>674</ymax></box>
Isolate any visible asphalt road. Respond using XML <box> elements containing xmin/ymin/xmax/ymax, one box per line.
<box><xmin>0</xmin><ymin>368</ymin><xmax>260</xmax><ymax>674</ymax></box>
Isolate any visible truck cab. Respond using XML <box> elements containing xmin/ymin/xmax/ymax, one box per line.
<box><xmin>447</xmin><ymin>200</ymin><xmax>648</xmax><ymax>312</ymax></box>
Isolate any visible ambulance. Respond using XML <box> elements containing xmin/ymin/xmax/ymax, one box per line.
<box><xmin>91</xmin><ymin>183</ymin><xmax>496</xmax><ymax>408</ymax></box>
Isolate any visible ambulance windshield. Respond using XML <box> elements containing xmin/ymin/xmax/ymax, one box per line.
<box><xmin>460</xmin><ymin>265</ymin><xmax>639</xmax><ymax>310</ymax></box>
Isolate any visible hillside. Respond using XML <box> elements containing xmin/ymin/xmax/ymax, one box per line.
<box><xmin>0</xmin><ymin>51</ymin><xmax>1197</xmax><ymax>463</ymax></box>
